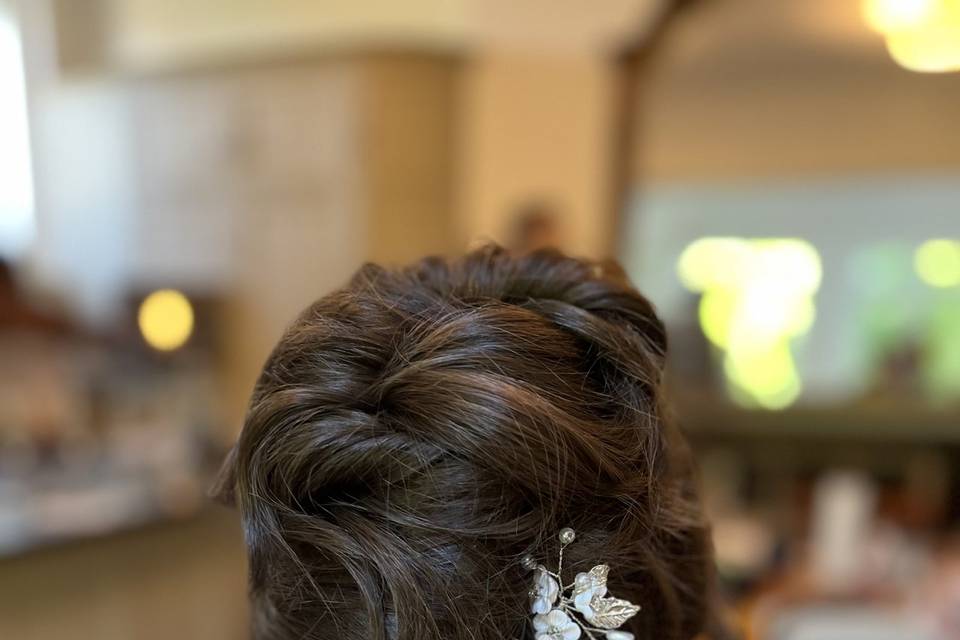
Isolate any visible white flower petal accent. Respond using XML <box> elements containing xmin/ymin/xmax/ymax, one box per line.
<box><xmin>530</xmin><ymin>568</ymin><xmax>560</xmax><ymax>614</ymax></box>
<box><xmin>532</xmin><ymin>596</ymin><xmax>552</xmax><ymax>615</ymax></box>
<box><xmin>605</xmin><ymin>632</ymin><xmax>635</xmax><ymax>640</ymax></box>
<box><xmin>562</xmin><ymin>624</ymin><xmax>582</xmax><ymax>640</ymax></box>
<box><xmin>572</xmin><ymin>566</ymin><xmax>609</xmax><ymax>597</ymax></box>
<box><xmin>544</xmin><ymin>609</ymin><xmax>569</xmax><ymax>627</ymax></box>
<box><xmin>573</xmin><ymin>590</ymin><xmax>595</xmax><ymax>618</ymax></box>
<box><xmin>571</xmin><ymin>566</ymin><xmax>609</xmax><ymax>619</ymax></box>
<box><xmin>533</xmin><ymin>614</ymin><xmax>551</xmax><ymax>633</ymax></box>
<box><xmin>533</xmin><ymin>608</ymin><xmax>581</xmax><ymax>640</ymax></box>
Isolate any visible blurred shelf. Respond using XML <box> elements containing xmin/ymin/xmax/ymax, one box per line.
<box><xmin>675</xmin><ymin>393</ymin><xmax>960</xmax><ymax>445</ymax></box>
<box><xmin>0</xmin><ymin>469</ymin><xmax>216</xmax><ymax>560</ymax></box>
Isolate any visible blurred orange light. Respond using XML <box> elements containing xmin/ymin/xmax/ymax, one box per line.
<box><xmin>138</xmin><ymin>289</ymin><xmax>194</xmax><ymax>351</ymax></box>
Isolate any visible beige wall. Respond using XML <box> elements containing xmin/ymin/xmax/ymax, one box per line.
<box><xmin>638</xmin><ymin>2</ymin><xmax>960</xmax><ymax>183</ymax></box>
<box><xmin>361</xmin><ymin>55</ymin><xmax>461</xmax><ymax>265</ymax></box>
<box><xmin>641</xmin><ymin>62</ymin><xmax>960</xmax><ymax>182</ymax></box>
<box><xmin>103</xmin><ymin>0</ymin><xmax>465</xmax><ymax>71</ymax></box>
<box><xmin>457</xmin><ymin>53</ymin><xmax>616</xmax><ymax>257</ymax></box>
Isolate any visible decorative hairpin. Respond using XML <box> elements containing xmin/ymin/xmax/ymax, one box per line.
<box><xmin>522</xmin><ymin>528</ymin><xmax>640</xmax><ymax>640</ymax></box>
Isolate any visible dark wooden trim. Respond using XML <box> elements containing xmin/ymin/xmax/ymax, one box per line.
<box><xmin>608</xmin><ymin>0</ymin><xmax>705</xmax><ymax>258</ymax></box>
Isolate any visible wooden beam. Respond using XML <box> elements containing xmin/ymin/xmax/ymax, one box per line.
<box><xmin>608</xmin><ymin>0</ymin><xmax>705</xmax><ymax>257</ymax></box>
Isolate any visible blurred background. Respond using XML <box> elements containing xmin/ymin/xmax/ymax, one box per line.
<box><xmin>0</xmin><ymin>1</ymin><xmax>958</xmax><ymax>638</ymax></box>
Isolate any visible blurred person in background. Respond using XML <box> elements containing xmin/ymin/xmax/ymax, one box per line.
<box><xmin>510</xmin><ymin>201</ymin><xmax>564</xmax><ymax>253</ymax></box>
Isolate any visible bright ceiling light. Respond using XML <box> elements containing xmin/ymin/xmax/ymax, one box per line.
<box><xmin>886</xmin><ymin>25</ymin><xmax>960</xmax><ymax>72</ymax></box>
<box><xmin>863</xmin><ymin>0</ymin><xmax>960</xmax><ymax>73</ymax></box>
<box><xmin>863</xmin><ymin>0</ymin><xmax>937</xmax><ymax>33</ymax></box>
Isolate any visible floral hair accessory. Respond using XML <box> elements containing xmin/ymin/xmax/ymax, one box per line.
<box><xmin>523</xmin><ymin>528</ymin><xmax>640</xmax><ymax>640</ymax></box>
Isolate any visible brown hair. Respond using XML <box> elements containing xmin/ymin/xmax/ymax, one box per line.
<box><xmin>214</xmin><ymin>245</ymin><xmax>713</xmax><ymax>640</ymax></box>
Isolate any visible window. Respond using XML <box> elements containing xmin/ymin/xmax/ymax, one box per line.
<box><xmin>0</xmin><ymin>4</ymin><xmax>34</xmax><ymax>259</ymax></box>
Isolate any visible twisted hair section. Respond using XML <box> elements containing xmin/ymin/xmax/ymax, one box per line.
<box><xmin>215</xmin><ymin>245</ymin><xmax>713</xmax><ymax>640</ymax></box>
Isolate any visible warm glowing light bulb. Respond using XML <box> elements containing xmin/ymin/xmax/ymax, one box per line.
<box><xmin>863</xmin><ymin>0</ymin><xmax>937</xmax><ymax>33</ymax></box>
<box><xmin>138</xmin><ymin>289</ymin><xmax>195</xmax><ymax>351</ymax></box>
<box><xmin>886</xmin><ymin>25</ymin><xmax>960</xmax><ymax>72</ymax></box>
<box><xmin>915</xmin><ymin>239</ymin><xmax>960</xmax><ymax>287</ymax></box>
<box><xmin>864</xmin><ymin>0</ymin><xmax>960</xmax><ymax>73</ymax></box>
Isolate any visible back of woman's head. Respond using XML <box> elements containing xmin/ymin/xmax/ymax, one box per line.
<box><xmin>214</xmin><ymin>245</ymin><xmax>713</xmax><ymax>640</ymax></box>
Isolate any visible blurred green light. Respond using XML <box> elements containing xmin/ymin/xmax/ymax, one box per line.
<box><xmin>678</xmin><ymin>237</ymin><xmax>751</xmax><ymax>291</ymax></box>
<box><xmin>915</xmin><ymin>239</ymin><xmax>960</xmax><ymax>288</ymax></box>
<box><xmin>677</xmin><ymin>237</ymin><xmax>821</xmax><ymax>410</ymax></box>
<box><xmin>723</xmin><ymin>339</ymin><xmax>803</xmax><ymax>410</ymax></box>
<box><xmin>925</xmin><ymin>299</ymin><xmax>960</xmax><ymax>402</ymax></box>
